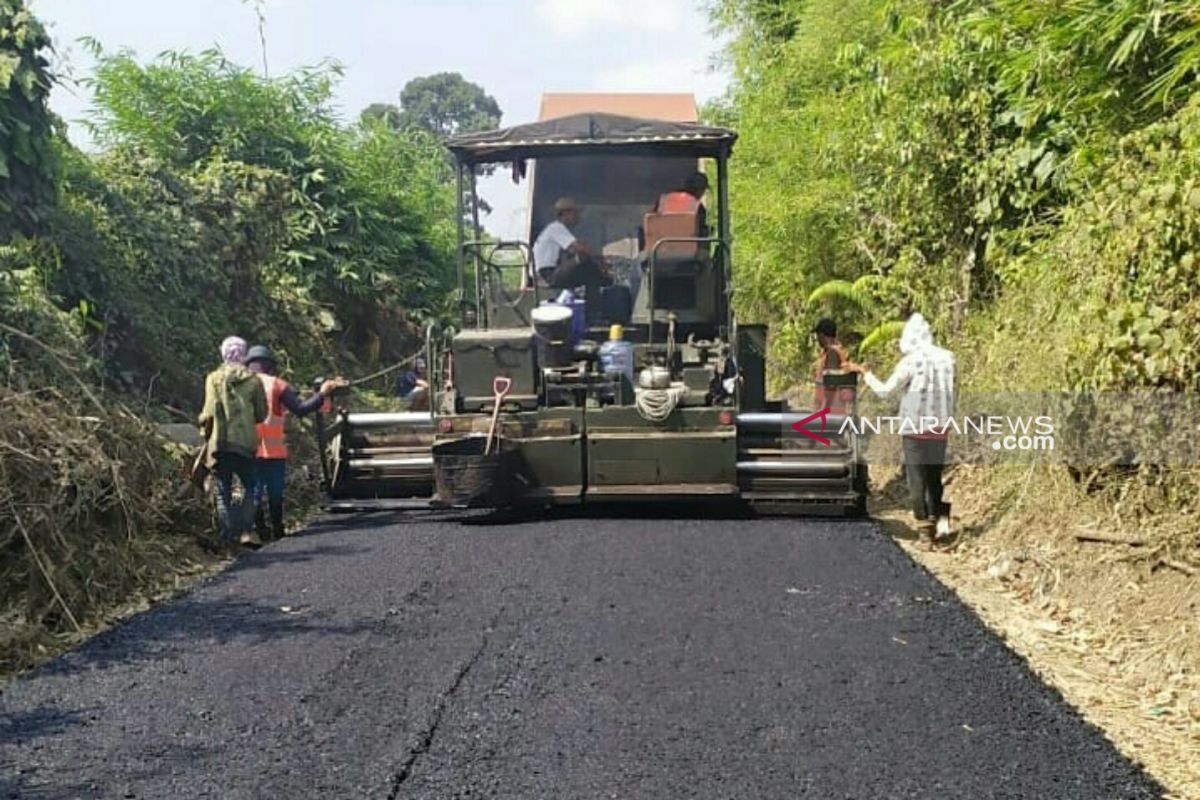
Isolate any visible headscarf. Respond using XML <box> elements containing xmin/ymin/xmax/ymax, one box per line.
<box><xmin>220</xmin><ymin>336</ymin><xmax>248</xmax><ymax>365</ymax></box>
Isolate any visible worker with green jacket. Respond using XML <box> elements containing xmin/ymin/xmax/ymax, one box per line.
<box><xmin>199</xmin><ymin>336</ymin><xmax>268</xmax><ymax>548</ymax></box>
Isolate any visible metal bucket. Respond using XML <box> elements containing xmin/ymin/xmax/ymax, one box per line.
<box><xmin>432</xmin><ymin>436</ymin><xmax>520</xmax><ymax>508</ymax></box>
<box><xmin>535</xmin><ymin>336</ymin><xmax>574</xmax><ymax>368</ymax></box>
<box><xmin>532</xmin><ymin>303</ymin><xmax>575</xmax><ymax>368</ymax></box>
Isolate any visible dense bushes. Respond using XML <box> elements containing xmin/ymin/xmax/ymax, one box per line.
<box><xmin>67</xmin><ymin>48</ymin><xmax>456</xmax><ymax>399</ymax></box>
<box><xmin>713</xmin><ymin>0</ymin><xmax>1200</xmax><ymax>389</ymax></box>
<box><xmin>0</xmin><ymin>2</ymin><xmax>461</xmax><ymax>673</ymax></box>
<box><xmin>0</xmin><ymin>0</ymin><xmax>58</xmax><ymax>236</ymax></box>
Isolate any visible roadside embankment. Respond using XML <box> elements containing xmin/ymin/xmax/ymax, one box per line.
<box><xmin>0</xmin><ymin>387</ymin><xmax>219</xmax><ymax>679</ymax></box>
<box><xmin>0</xmin><ymin>388</ymin><xmax>325</xmax><ymax>683</ymax></box>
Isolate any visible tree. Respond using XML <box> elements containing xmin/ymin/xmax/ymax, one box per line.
<box><xmin>362</xmin><ymin>73</ymin><xmax>502</xmax><ymax>218</ymax></box>
<box><xmin>397</xmin><ymin>72</ymin><xmax>501</xmax><ymax>139</ymax></box>
<box><xmin>0</xmin><ymin>0</ymin><xmax>59</xmax><ymax>237</ymax></box>
<box><xmin>81</xmin><ymin>46</ymin><xmax>457</xmax><ymax>369</ymax></box>
<box><xmin>360</xmin><ymin>102</ymin><xmax>402</xmax><ymax>129</ymax></box>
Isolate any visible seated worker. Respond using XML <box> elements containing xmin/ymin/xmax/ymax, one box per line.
<box><xmin>394</xmin><ymin>357</ymin><xmax>430</xmax><ymax>411</ymax></box>
<box><xmin>656</xmin><ymin>171</ymin><xmax>710</xmax><ymax>237</ymax></box>
<box><xmin>811</xmin><ymin>317</ymin><xmax>855</xmax><ymax>414</ymax></box>
<box><xmin>640</xmin><ymin>172</ymin><xmax>712</xmax><ymax>266</ymax></box>
<box><xmin>532</xmin><ymin>196</ymin><xmax>631</xmax><ymax>324</ymax></box>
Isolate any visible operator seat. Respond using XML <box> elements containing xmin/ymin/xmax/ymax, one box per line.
<box><xmin>642</xmin><ymin>207</ymin><xmax>709</xmax><ymax>312</ymax></box>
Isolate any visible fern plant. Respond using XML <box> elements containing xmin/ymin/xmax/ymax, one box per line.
<box><xmin>806</xmin><ymin>275</ymin><xmax>906</xmax><ymax>356</ymax></box>
<box><xmin>858</xmin><ymin>319</ymin><xmax>907</xmax><ymax>353</ymax></box>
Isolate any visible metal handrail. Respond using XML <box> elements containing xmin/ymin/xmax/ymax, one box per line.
<box><xmin>460</xmin><ymin>239</ymin><xmax>534</xmax><ymax>326</ymax></box>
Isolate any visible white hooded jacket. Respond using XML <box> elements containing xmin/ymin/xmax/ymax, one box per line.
<box><xmin>863</xmin><ymin>313</ymin><xmax>955</xmax><ymax>435</ymax></box>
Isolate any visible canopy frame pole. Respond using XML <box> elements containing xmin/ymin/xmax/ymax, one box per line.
<box><xmin>455</xmin><ymin>164</ymin><xmax>468</xmax><ymax>326</ymax></box>
<box><xmin>469</xmin><ymin>167</ymin><xmax>485</xmax><ymax>328</ymax></box>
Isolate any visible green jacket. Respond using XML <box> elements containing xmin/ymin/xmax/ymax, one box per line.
<box><xmin>199</xmin><ymin>364</ymin><xmax>268</xmax><ymax>464</ymax></box>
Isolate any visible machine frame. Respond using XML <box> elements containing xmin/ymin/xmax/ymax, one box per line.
<box><xmin>317</xmin><ymin>111</ymin><xmax>866</xmax><ymax>516</ymax></box>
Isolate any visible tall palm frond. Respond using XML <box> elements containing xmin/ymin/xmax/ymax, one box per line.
<box><xmin>859</xmin><ymin>320</ymin><xmax>907</xmax><ymax>353</ymax></box>
<box><xmin>806</xmin><ymin>275</ymin><xmax>879</xmax><ymax>310</ymax></box>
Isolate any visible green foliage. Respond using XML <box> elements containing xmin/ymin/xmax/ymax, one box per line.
<box><xmin>713</xmin><ymin>0</ymin><xmax>1200</xmax><ymax>381</ymax></box>
<box><xmin>1062</xmin><ymin>99</ymin><xmax>1200</xmax><ymax>392</ymax></box>
<box><xmin>396</xmin><ymin>72</ymin><xmax>501</xmax><ymax>138</ymax></box>
<box><xmin>360</xmin><ymin>102</ymin><xmax>402</xmax><ymax>128</ymax></box>
<box><xmin>0</xmin><ymin>241</ymin><xmax>93</xmax><ymax>386</ymax></box>
<box><xmin>858</xmin><ymin>319</ymin><xmax>906</xmax><ymax>354</ymax></box>
<box><xmin>0</xmin><ymin>0</ymin><xmax>58</xmax><ymax>236</ymax></box>
<box><xmin>77</xmin><ymin>46</ymin><xmax>458</xmax><ymax>375</ymax></box>
<box><xmin>807</xmin><ymin>279</ymin><xmax>874</xmax><ymax>311</ymax></box>
<box><xmin>0</xmin><ymin>15</ymin><xmax>467</xmax><ymax>405</ymax></box>
<box><xmin>363</xmin><ymin>72</ymin><xmax>503</xmax><ymax>219</ymax></box>
<box><xmin>49</xmin><ymin>147</ymin><xmax>313</xmax><ymax>403</ymax></box>
<box><xmin>714</xmin><ymin>0</ymin><xmax>1200</xmax><ymax>512</ymax></box>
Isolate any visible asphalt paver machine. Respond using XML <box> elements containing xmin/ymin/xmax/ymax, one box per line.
<box><xmin>316</xmin><ymin>110</ymin><xmax>866</xmax><ymax>515</ymax></box>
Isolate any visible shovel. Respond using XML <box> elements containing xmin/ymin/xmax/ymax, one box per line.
<box><xmin>484</xmin><ymin>376</ymin><xmax>513</xmax><ymax>456</ymax></box>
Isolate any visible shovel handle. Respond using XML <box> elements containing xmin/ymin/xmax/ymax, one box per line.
<box><xmin>485</xmin><ymin>376</ymin><xmax>513</xmax><ymax>456</ymax></box>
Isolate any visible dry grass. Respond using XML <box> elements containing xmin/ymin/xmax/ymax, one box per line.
<box><xmin>0</xmin><ymin>379</ymin><xmax>332</xmax><ymax>683</ymax></box>
<box><xmin>872</xmin><ymin>463</ymin><xmax>1200</xmax><ymax>799</ymax></box>
<box><xmin>0</xmin><ymin>385</ymin><xmax>227</xmax><ymax>679</ymax></box>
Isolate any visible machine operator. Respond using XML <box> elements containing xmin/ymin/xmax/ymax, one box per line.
<box><xmin>532</xmin><ymin>196</ymin><xmax>631</xmax><ymax>324</ymax></box>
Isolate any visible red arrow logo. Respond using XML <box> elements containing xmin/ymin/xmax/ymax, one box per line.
<box><xmin>791</xmin><ymin>407</ymin><xmax>832</xmax><ymax>446</ymax></box>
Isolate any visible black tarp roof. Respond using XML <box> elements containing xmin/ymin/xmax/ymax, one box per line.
<box><xmin>445</xmin><ymin>112</ymin><xmax>737</xmax><ymax>164</ymax></box>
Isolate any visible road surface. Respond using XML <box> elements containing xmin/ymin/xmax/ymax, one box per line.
<box><xmin>1</xmin><ymin>512</ymin><xmax>1162</xmax><ymax>799</ymax></box>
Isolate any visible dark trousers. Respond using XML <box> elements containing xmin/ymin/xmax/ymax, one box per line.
<box><xmin>902</xmin><ymin>436</ymin><xmax>948</xmax><ymax>520</ymax></box>
<box><xmin>254</xmin><ymin>458</ymin><xmax>287</xmax><ymax>540</ymax></box>
<box><xmin>213</xmin><ymin>452</ymin><xmax>258</xmax><ymax>543</ymax></box>
<box><xmin>540</xmin><ymin>260</ymin><xmax>632</xmax><ymax>325</ymax></box>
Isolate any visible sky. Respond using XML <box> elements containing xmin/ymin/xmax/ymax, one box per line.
<box><xmin>33</xmin><ymin>0</ymin><xmax>732</xmax><ymax>239</ymax></box>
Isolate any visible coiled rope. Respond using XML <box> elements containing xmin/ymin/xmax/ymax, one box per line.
<box><xmin>634</xmin><ymin>385</ymin><xmax>687</xmax><ymax>423</ymax></box>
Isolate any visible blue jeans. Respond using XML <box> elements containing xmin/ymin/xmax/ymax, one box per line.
<box><xmin>254</xmin><ymin>458</ymin><xmax>287</xmax><ymax>539</ymax></box>
<box><xmin>213</xmin><ymin>453</ymin><xmax>258</xmax><ymax>543</ymax></box>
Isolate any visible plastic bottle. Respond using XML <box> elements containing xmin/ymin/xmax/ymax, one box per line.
<box><xmin>599</xmin><ymin>324</ymin><xmax>635</xmax><ymax>386</ymax></box>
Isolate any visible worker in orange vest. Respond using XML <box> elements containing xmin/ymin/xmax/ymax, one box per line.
<box><xmin>655</xmin><ymin>172</ymin><xmax>710</xmax><ymax>236</ymax></box>
<box><xmin>244</xmin><ymin>345</ymin><xmax>345</xmax><ymax>544</ymax></box>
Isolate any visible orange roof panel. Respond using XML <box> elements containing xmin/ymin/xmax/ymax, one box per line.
<box><xmin>538</xmin><ymin>93</ymin><xmax>698</xmax><ymax>122</ymax></box>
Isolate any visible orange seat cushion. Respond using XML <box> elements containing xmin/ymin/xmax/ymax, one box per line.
<box><xmin>644</xmin><ymin>212</ymin><xmax>699</xmax><ymax>260</ymax></box>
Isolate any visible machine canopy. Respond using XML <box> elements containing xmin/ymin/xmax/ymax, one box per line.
<box><xmin>446</xmin><ymin>112</ymin><xmax>737</xmax><ymax>165</ymax></box>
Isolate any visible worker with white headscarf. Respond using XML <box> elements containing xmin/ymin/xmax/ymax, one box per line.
<box><xmin>199</xmin><ymin>335</ymin><xmax>268</xmax><ymax>549</ymax></box>
<box><xmin>847</xmin><ymin>313</ymin><xmax>956</xmax><ymax>541</ymax></box>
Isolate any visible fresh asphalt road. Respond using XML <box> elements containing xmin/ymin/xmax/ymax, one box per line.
<box><xmin>1</xmin><ymin>511</ymin><xmax>1162</xmax><ymax>799</ymax></box>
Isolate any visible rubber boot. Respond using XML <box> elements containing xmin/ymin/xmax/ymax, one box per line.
<box><xmin>255</xmin><ymin>505</ymin><xmax>269</xmax><ymax>540</ymax></box>
<box><xmin>268</xmin><ymin>501</ymin><xmax>285</xmax><ymax>542</ymax></box>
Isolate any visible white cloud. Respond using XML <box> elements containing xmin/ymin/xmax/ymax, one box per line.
<box><xmin>594</xmin><ymin>55</ymin><xmax>729</xmax><ymax>103</ymax></box>
<box><xmin>536</xmin><ymin>0</ymin><xmax>688</xmax><ymax>37</ymax></box>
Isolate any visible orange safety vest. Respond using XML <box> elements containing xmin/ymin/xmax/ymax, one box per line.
<box><xmin>658</xmin><ymin>191</ymin><xmax>700</xmax><ymax>214</ymax></box>
<box><xmin>255</xmin><ymin>374</ymin><xmax>289</xmax><ymax>460</ymax></box>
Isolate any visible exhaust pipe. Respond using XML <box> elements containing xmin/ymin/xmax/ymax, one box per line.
<box><xmin>736</xmin><ymin>412</ymin><xmax>852</xmax><ymax>433</ymax></box>
<box><xmin>344</xmin><ymin>412</ymin><xmax>435</xmax><ymax>430</ymax></box>
<box><xmin>736</xmin><ymin>460</ymin><xmax>848</xmax><ymax>478</ymax></box>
